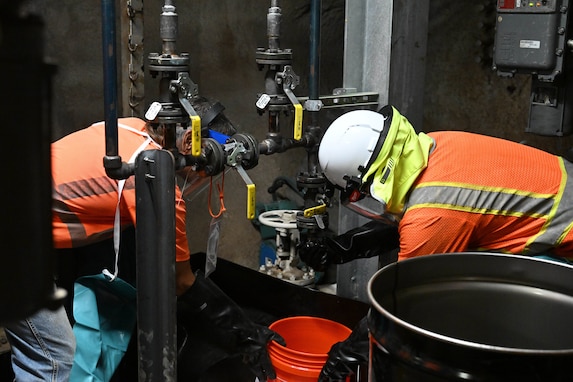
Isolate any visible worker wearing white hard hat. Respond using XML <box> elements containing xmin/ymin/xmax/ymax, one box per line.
<box><xmin>313</xmin><ymin>105</ymin><xmax>573</xmax><ymax>382</ymax></box>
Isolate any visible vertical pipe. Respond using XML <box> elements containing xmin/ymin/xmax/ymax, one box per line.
<box><xmin>267</xmin><ymin>0</ymin><xmax>281</xmax><ymax>51</ymax></box>
<box><xmin>101</xmin><ymin>0</ymin><xmax>119</xmax><ymax>157</ymax></box>
<box><xmin>160</xmin><ymin>3</ymin><xmax>178</xmax><ymax>56</ymax></box>
<box><xmin>307</xmin><ymin>0</ymin><xmax>322</xmax><ymax>175</ymax></box>
<box><xmin>0</xmin><ymin>7</ymin><xmax>60</xmax><ymax>322</ymax></box>
<box><xmin>308</xmin><ymin>0</ymin><xmax>321</xmax><ymax>102</ymax></box>
<box><xmin>135</xmin><ymin>150</ymin><xmax>177</xmax><ymax>382</ymax></box>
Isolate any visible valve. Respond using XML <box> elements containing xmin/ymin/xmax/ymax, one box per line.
<box><xmin>172</xmin><ymin>72</ymin><xmax>202</xmax><ymax>156</ymax></box>
<box><xmin>276</xmin><ymin>66</ymin><xmax>303</xmax><ymax>140</ymax></box>
<box><xmin>258</xmin><ymin>210</ymin><xmax>315</xmax><ymax>285</ymax></box>
<box><xmin>223</xmin><ymin>133</ymin><xmax>261</xmax><ymax>220</ymax></box>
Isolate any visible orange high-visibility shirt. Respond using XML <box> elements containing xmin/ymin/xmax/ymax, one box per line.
<box><xmin>399</xmin><ymin>131</ymin><xmax>573</xmax><ymax>260</ymax></box>
<box><xmin>52</xmin><ymin>117</ymin><xmax>191</xmax><ymax>262</ymax></box>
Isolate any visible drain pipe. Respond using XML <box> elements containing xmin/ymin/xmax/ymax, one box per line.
<box><xmin>101</xmin><ymin>0</ymin><xmax>134</xmax><ymax>180</ymax></box>
<box><xmin>308</xmin><ymin>0</ymin><xmax>321</xmax><ymax>117</ymax></box>
<box><xmin>305</xmin><ymin>0</ymin><xmax>322</xmax><ymax>165</ymax></box>
<box><xmin>296</xmin><ymin>0</ymin><xmax>325</xmax><ymax>209</ymax></box>
<box><xmin>100</xmin><ymin>1</ymin><xmax>176</xmax><ymax>380</ymax></box>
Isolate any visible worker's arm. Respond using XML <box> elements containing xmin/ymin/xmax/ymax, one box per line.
<box><xmin>319</xmin><ymin>316</ymin><xmax>369</xmax><ymax>382</ymax></box>
<box><xmin>298</xmin><ymin>221</ymin><xmax>399</xmax><ymax>272</ymax></box>
<box><xmin>398</xmin><ymin>209</ymin><xmax>476</xmax><ymax>260</ymax></box>
<box><xmin>177</xmin><ymin>269</ymin><xmax>285</xmax><ymax>380</ymax></box>
<box><xmin>176</xmin><ymin>260</ymin><xmax>195</xmax><ymax>296</ymax></box>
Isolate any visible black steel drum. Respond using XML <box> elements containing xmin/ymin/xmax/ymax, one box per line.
<box><xmin>367</xmin><ymin>253</ymin><xmax>573</xmax><ymax>381</ymax></box>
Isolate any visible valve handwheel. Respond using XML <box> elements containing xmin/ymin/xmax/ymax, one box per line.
<box><xmin>258</xmin><ymin>210</ymin><xmax>301</xmax><ymax>229</ymax></box>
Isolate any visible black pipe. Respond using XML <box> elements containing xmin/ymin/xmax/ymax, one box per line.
<box><xmin>308</xmin><ymin>0</ymin><xmax>321</xmax><ymax>103</ymax></box>
<box><xmin>135</xmin><ymin>150</ymin><xmax>177</xmax><ymax>382</ymax></box>
<box><xmin>305</xmin><ymin>0</ymin><xmax>323</xmax><ymax>175</ymax></box>
<box><xmin>101</xmin><ymin>0</ymin><xmax>134</xmax><ymax>179</ymax></box>
<box><xmin>101</xmin><ymin>0</ymin><xmax>118</xmax><ymax>158</ymax></box>
<box><xmin>267</xmin><ymin>0</ymin><xmax>281</xmax><ymax>51</ymax></box>
<box><xmin>258</xmin><ymin>134</ymin><xmax>309</xmax><ymax>155</ymax></box>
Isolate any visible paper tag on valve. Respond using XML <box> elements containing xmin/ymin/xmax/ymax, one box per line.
<box><xmin>145</xmin><ymin>101</ymin><xmax>162</xmax><ymax>121</ymax></box>
<box><xmin>256</xmin><ymin>93</ymin><xmax>271</xmax><ymax>110</ymax></box>
<box><xmin>205</xmin><ymin>215</ymin><xmax>221</xmax><ymax>277</ymax></box>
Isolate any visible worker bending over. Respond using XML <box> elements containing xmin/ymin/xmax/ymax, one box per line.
<box><xmin>308</xmin><ymin>105</ymin><xmax>573</xmax><ymax>381</ymax></box>
<box><xmin>4</xmin><ymin>97</ymin><xmax>283</xmax><ymax>381</ymax></box>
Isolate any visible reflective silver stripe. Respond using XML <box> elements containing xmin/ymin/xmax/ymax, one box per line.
<box><xmin>55</xmin><ymin>176</ymin><xmax>118</xmax><ymax>201</ymax></box>
<box><xmin>528</xmin><ymin>158</ymin><xmax>573</xmax><ymax>252</ymax></box>
<box><xmin>407</xmin><ymin>185</ymin><xmax>554</xmax><ymax>217</ymax></box>
<box><xmin>407</xmin><ymin>158</ymin><xmax>572</xmax><ymax>254</ymax></box>
<box><xmin>52</xmin><ymin>197</ymin><xmax>88</xmax><ymax>247</ymax></box>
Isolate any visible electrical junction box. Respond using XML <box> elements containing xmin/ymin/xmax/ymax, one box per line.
<box><xmin>493</xmin><ymin>0</ymin><xmax>569</xmax><ymax>81</ymax></box>
<box><xmin>493</xmin><ymin>0</ymin><xmax>573</xmax><ymax>136</ymax></box>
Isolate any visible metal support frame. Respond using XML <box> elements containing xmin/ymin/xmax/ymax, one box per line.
<box><xmin>389</xmin><ymin>1</ymin><xmax>430</xmax><ymax>131</ymax></box>
<box><xmin>336</xmin><ymin>0</ymin><xmax>429</xmax><ymax>303</ymax></box>
<box><xmin>337</xmin><ymin>0</ymin><xmax>394</xmax><ymax>303</ymax></box>
<box><xmin>343</xmin><ymin>0</ymin><xmax>393</xmax><ymax>105</ymax></box>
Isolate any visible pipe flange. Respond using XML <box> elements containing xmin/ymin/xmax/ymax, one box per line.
<box><xmin>296</xmin><ymin>172</ymin><xmax>326</xmax><ymax>189</ymax></box>
<box><xmin>231</xmin><ymin>133</ymin><xmax>260</xmax><ymax>169</ymax></box>
<box><xmin>296</xmin><ymin>212</ymin><xmax>329</xmax><ymax>230</ymax></box>
<box><xmin>202</xmin><ymin>138</ymin><xmax>226</xmax><ymax>176</ymax></box>
<box><xmin>255</xmin><ymin>49</ymin><xmax>293</xmax><ymax>66</ymax></box>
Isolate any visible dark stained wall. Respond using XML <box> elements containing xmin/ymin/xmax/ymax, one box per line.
<box><xmin>424</xmin><ymin>1</ymin><xmax>573</xmax><ymax>155</ymax></box>
<box><xmin>19</xmin><ymin>0</ymin><xmax>573</xmax><ymax>269</ymax></box>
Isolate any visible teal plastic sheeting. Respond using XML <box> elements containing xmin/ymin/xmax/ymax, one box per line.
<box><xmin>533</xmin><ymin>255</ymin><xmax>572</xmax><ymax>265</ymax></box>
<box><xmin>70</xmin><ymin>274</ymin><xmax>137</xmax><ymax>382</ymax></box>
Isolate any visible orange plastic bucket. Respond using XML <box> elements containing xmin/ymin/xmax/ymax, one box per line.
<box><xmin>267</xmin><ymin>316</ymin><xmax>352</xmax><ymax>382</ymax></box>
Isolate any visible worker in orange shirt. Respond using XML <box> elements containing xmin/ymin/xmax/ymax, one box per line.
<box><xmin>4</xmin><ymin>97</ymin><xmax>283</xmax><ymax>382</ymax></box>
<box><xmin>302</xmin><ymin>105</ymin><xmax>573</xmax><ymax>381</ymax></box>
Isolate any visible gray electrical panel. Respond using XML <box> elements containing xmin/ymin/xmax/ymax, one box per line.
<box><xmin>493</xmin><ymin>0</ymin><xmax>573</xmax><ymax>136</ymax></box>
<box><xmin>494</xmin><ymin>0</ymin><xmax>566</xmax><ymax>81</ymax></box>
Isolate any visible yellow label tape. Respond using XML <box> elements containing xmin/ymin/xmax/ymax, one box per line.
<box><xmin>304</xmin><ymin>204</ymin><xmax>326</xmax><ymax>218</ymax></box>
<box><xmin>190</xmin><ymin>115</ymin><xmax>201</xmax><ymax>156</ymax></box>
<box><xmin>246</xmin><ymin>184</ymin><xmax>256</xmax><ymax>220</ymax></box>
<box><xmin>294</xmin><ymin>103</ymin><xmax>303</xmax><ymax>140</ymax></box>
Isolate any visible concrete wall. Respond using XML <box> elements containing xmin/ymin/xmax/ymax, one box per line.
<box><xmin>21</xmin><ymin>0</ymin><xmax>573</xmax><ymax>270</ymax></box>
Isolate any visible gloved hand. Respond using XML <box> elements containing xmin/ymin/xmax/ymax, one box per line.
<box><xmin>297</xmin><ymin>239</ymin><xmax>331</xmax><ymax>272</ymax></box>
<box><xmin>177</xmin><ymin>271</ymin><xmax>285</xmax><ymax>381</ymax></box>
<box><xmin>298</xmin><ymin>221</ymin><xmax>399</xmax><ymax>272</ymax></box>
<box><xmin>319</xmin><ymin>316</ymin><xmax>370</xmax><ymax>382</ymax></box>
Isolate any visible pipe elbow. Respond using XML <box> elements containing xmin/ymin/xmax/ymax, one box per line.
<box><xmin>103</xmin><ymin>156</ymin><xmax>135</xmax><ymax>180</ymax></box>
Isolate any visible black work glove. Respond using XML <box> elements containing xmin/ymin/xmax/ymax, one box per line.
<box><xmin>319</xmin><ymin>316</ymin><xmax>370</xmax><ymax>382</ymax></box>
<box><xmin>177</xmin><ymin>271</ymin><xmax>286</xmax><ymax>381</ymax></box>
<box><xmin>298</xmin><ymin>221</ymin><xmax>399</xmax><ymax>272</ymax></box>
<box><xmin>297</xmin><ymin>239</ymin><xmax>331</xmax><ymax>272</ymax></box>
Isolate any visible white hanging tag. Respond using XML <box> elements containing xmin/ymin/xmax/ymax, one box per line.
<box><xmin>205</xmin><ymin>215</ymin><xmax>222</xmax><ymax>277</ymax></box>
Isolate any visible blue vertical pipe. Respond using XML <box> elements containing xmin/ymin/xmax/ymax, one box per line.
<box><xmin>307</xmin><ymin>0</ymin><xmax>322</xmax><ymax>172</ymax></box>
<box><xmin>308</xmin><ymin>0</ymin><xmax>321</xmax><ymax>102</ymax></box>
<box><xmin>101</xmin><ymin>0</ymin><xmax>133</xmax><ymax>180</ymax></box>
<box><xmin>101</xmin><ymin>0</ymin><xmax>118</xmax><ymax>157</ymax></box>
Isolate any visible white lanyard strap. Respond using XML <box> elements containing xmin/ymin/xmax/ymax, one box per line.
<box><xmin>102</xmin><ymin>123</ymin><xmax>158</xmax><ymax>281</ymax></box>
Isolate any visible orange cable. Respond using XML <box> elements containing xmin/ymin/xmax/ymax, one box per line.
<box><xmin>208</xmin><ymin>171</ymin><xmax>226</xmax><ymax>218</ymax></box>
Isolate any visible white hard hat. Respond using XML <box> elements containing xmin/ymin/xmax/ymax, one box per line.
<box><xmin>318</xmin><ymin>109</ymin><xmax>388</xmax><ymax>189</ymax></box>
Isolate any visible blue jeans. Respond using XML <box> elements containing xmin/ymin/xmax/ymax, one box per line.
<box><xmin>4</xmin><ymin>305</ymin><xmax>75</xmax><ymax>382</ymax></box>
